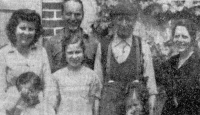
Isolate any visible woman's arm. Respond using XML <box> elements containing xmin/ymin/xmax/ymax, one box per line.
<box><xmin>41</xmin><ymin>48</ymin><xmax>58</xmax><ymax>114</ymax></box>
<box><xmin>44</xmin><ymin>39</ymin><xmax>54</xmax><ymax>73</ymax></box>
<box><xmin>0</xmin><ymin>52</ymin><xmax>7</xmax><ymax>115</ymax></box>
<box><xmin>89</xmin><ymin>73</ymin><xmax>102</xmax><ymax>115</ymax></box>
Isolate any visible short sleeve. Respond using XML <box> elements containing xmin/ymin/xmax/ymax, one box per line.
<box><xmin>41</xmin><ymin>48</ymin><xmax>57</xmax><ymax>113</ymax></box>
<box><xmin>42</xmin><ymin>47</ymin><xmax>55</xmax><ymax>96</ymax></box>
<box><xmin>89</xmin><ymin>73</ymin><xmax>102</xmax><ymax>99</ymax></box>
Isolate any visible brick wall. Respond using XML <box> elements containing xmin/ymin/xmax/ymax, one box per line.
<box><xmin>42</xmin><ymin>0</ymin><xmax>98</xmax><ymax>39</ymax></box>
<box><xmin>42</xmin><ymin>0</ymin><xmax>63</xmax><ymax>39</ymax></box>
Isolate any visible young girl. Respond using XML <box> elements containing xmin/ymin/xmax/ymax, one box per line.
<box><xmin>53</xmin><ymin>38</ymin><xmax>102</xmax><ymax>115</ymax></box>
<box><xmin>6</xmin><ymin>72</ymin><xmax>55</xmax><ymax>115</ymax></box>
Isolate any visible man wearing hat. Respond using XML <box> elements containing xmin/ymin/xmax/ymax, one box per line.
<box><xmin>99</xmin><ymin>2</ymin><xmax>158</xmax><ymax>115</ymax></box>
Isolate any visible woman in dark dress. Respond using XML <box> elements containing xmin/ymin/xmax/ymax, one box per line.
<box><xmin>159</xmin><ymin>19</ymin><xmax>200</xmax><ymax>115</ymax></box>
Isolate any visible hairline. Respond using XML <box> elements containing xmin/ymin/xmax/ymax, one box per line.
<box><xmin>62</xmin><ymin>0</ymin><xmax>84</xmax><ymax>15</ymax></box>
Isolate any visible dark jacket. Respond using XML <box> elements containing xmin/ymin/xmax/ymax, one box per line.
<box><xmin>158</xmin><ymin>51</ymin><xmax>200</xmax><ymax>98</ymax></box>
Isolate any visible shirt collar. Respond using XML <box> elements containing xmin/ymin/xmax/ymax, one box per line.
<box><xmin>7</xmin><ymin>42</ymin><xmax>38</xmax><ymax>53</ymax></box>
<box><xmin>112</xmin><ymin>34</ymin><xmax>132</xmax><ymax>47</ymax></box>
<box><xmin>61</xmin><ymin>27</ymin><xmax>87</xmax><ymax>42</ymax></box>
<box><xmin>63</xmin><ymin>27</ymin><xmax>84</xmax><ymax>38</ymax></box>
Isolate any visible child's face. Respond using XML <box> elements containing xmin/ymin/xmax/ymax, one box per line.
<box><xmin>20</xmin><ymin>82</ymin><xmax>33</xmax><ymax>95</ymax></box>
<box><xmin>65</xmin><ymin>42</ymin><xmax>84</xmax><ymax>69</ymax></box>
<box><xmin>20</xmin><ymin>82</ymin><xmax>40</xmax><ymax>106</ymax></box>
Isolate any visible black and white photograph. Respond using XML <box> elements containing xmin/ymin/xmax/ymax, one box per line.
<box><xmin>1</xmin><ymin>0</ymin><xmax>200</xmax><ymax>115</ymax></box>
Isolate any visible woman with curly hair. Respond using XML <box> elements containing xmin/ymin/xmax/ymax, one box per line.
<box><xmin>158</xmin><ymin>19</ymin><xmax>200</xmax><ymax>115</ymax></box>
<box><xmin>0</xmin><ymin>9</ymin><xmax>56</xmax><ymax>115</ymax></box>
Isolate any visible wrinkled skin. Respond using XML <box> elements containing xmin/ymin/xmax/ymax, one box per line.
<box><xmin>173</xmin><ymin>26</ymin><xmax>192</xmax><ymax>53</ymax></box>
<box><xmin>113</xmin><ymin>15</ymin><xmax>137</xmax><ymax>39</ymax></box>
<box><xmin>63</xmin><ymin>1</ymin><xmax>83</xmax><ymax>32</ymax></box>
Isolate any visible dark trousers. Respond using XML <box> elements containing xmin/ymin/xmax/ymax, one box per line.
<box><xmin>99</xmin><ymin>82</ymin><xmax>126</xmax><ymax>115</ymax></box>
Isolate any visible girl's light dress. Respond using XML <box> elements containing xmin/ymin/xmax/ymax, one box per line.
<box><xmin>53</xmin><ymin>66</ymin><xmax>101</xmax><ymax>115</ymax></box>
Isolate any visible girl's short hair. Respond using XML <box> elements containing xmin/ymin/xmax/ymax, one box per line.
<box><xmin>16</xmin><ymin>72</ymin><xmax>44</xmax><ymax>92</ymax></box>
<box><xmin>61</xmin><ymin>35</ymin><xmax>86</xmax><ymax>66</ymax></box>
<box><xmin>6</xmin><ymin>9</ymin><xmax>43</xmax><ymax>46</ymax></box>
<box><xmin>171</xmin><ymin>19</ymin><xmax>197</xmax><ymax>44</ymax></box>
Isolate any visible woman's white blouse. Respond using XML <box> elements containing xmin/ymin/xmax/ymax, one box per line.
<box><xmin>0</xmin><ymin>44</ymin><xmax>55</xmax><ymax>115</ymax></box>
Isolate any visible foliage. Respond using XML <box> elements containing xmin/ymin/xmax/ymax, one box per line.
<box><xmin>94</xmin><ymin>0</ymin><xmax>200</xmax><ymax>62</ymax></box>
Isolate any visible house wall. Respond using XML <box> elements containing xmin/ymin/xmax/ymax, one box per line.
<box><xmin>42</xmin><ymin>0</ymin><xmax>98</xmax><ymax>39</ymax></box>
<box><xmin>0</xmin><ymin>0</ymin><xmax>98</xmax><ymax>46</ymax></box>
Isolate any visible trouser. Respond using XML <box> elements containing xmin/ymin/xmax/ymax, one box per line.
<box><xmin>99</xmin><ymin>81</ymin><xmax>149</xmax><ymax>115</ymax></box>
<box><xmin>99</xmin><ymin>82</ymin><xmax>126</xmax><ymax>115</ymax></box>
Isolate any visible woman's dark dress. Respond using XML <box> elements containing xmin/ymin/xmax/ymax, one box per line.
<box><xmin>159</xmin><ymin>52</ymin><xmax>200</xmax><ymax>115</ymax></box>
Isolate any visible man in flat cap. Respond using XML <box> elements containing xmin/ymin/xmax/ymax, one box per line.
<box><xmin>99</xmin><ymin>2</ymin><xmax>158</xmax><ymax>115</ymax></box>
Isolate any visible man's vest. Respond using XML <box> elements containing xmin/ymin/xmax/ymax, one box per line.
<box><xmin>100</xmin><ymin>35</ymin><xmax>144</xmax><ymax>84</ymax></box>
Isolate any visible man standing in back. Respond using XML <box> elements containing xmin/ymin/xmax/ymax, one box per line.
<box><xmin>45</xmin><ymin>0</ymin><xmax>102</xmax><ymax>79</ymax></box>
<box><xmin>99</xmin><ymin>2</ymin><xmax>158</xmax><ymax>115</ymax></box>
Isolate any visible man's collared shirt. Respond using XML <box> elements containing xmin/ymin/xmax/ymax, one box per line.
<box><xmin>111</xmin><ymin>35</ymin><xmax>132</xmax><ymax>63</ymax></box>
<box><xmin>101</xmin><ymin>34</ymin><xmax>158</xmax><ymax>95</ymax></box>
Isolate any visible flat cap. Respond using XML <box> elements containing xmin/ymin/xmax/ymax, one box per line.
<box><xmin>110</xmin><ymin>2</ymin><xmax>139</xmax><ymax>17</ymax></box>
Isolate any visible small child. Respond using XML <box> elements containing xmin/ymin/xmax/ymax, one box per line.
<box><xmin>6</xmin><ymin>72</ymin><xmax>46</xmax><ymax>115</ymax></box>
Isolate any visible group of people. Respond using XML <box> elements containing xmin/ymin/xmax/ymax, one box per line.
<box><xmin>0</xmin><ymin>0</ymin><xmax>200</xmax><ymax>115</ymax></box>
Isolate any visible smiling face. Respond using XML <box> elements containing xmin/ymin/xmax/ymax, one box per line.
<box><xmin>20</xmin><ymin>78</ymin><xmax>40</xmax><ymax>106</ymax></box>
<box><xmin>173</xmin><ymin>26</ymin><xmax>192</xmax><ymax>53</ymax></box>
<box><xmin>65</xmin><ymin>41</ymin><xmax>84</xmax><ymax>69</ymax></box>
<box><xmin>15</xmin><ymin>20</ymin><xmax>36</xmax><ymax>47</ymax></box>
<box><xmin>63</xmin><ymin>0</ymin><xmax>83</xmax><ymax>31</ymax></box>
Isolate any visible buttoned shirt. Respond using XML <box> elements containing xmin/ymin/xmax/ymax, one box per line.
<box><xmin>101</xmin><ymin>34</ymin><xmax>158</xmax><ymax>95</ymax></box>
<box><xmin>0</xmin><ymin>43</ymin><xmax>56</xmax><ymax>115</ymax></box>
<box><xmin>111</xmin><ymin>35</ymin><xmax>132</xmax><ymax>63</ymax></box>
